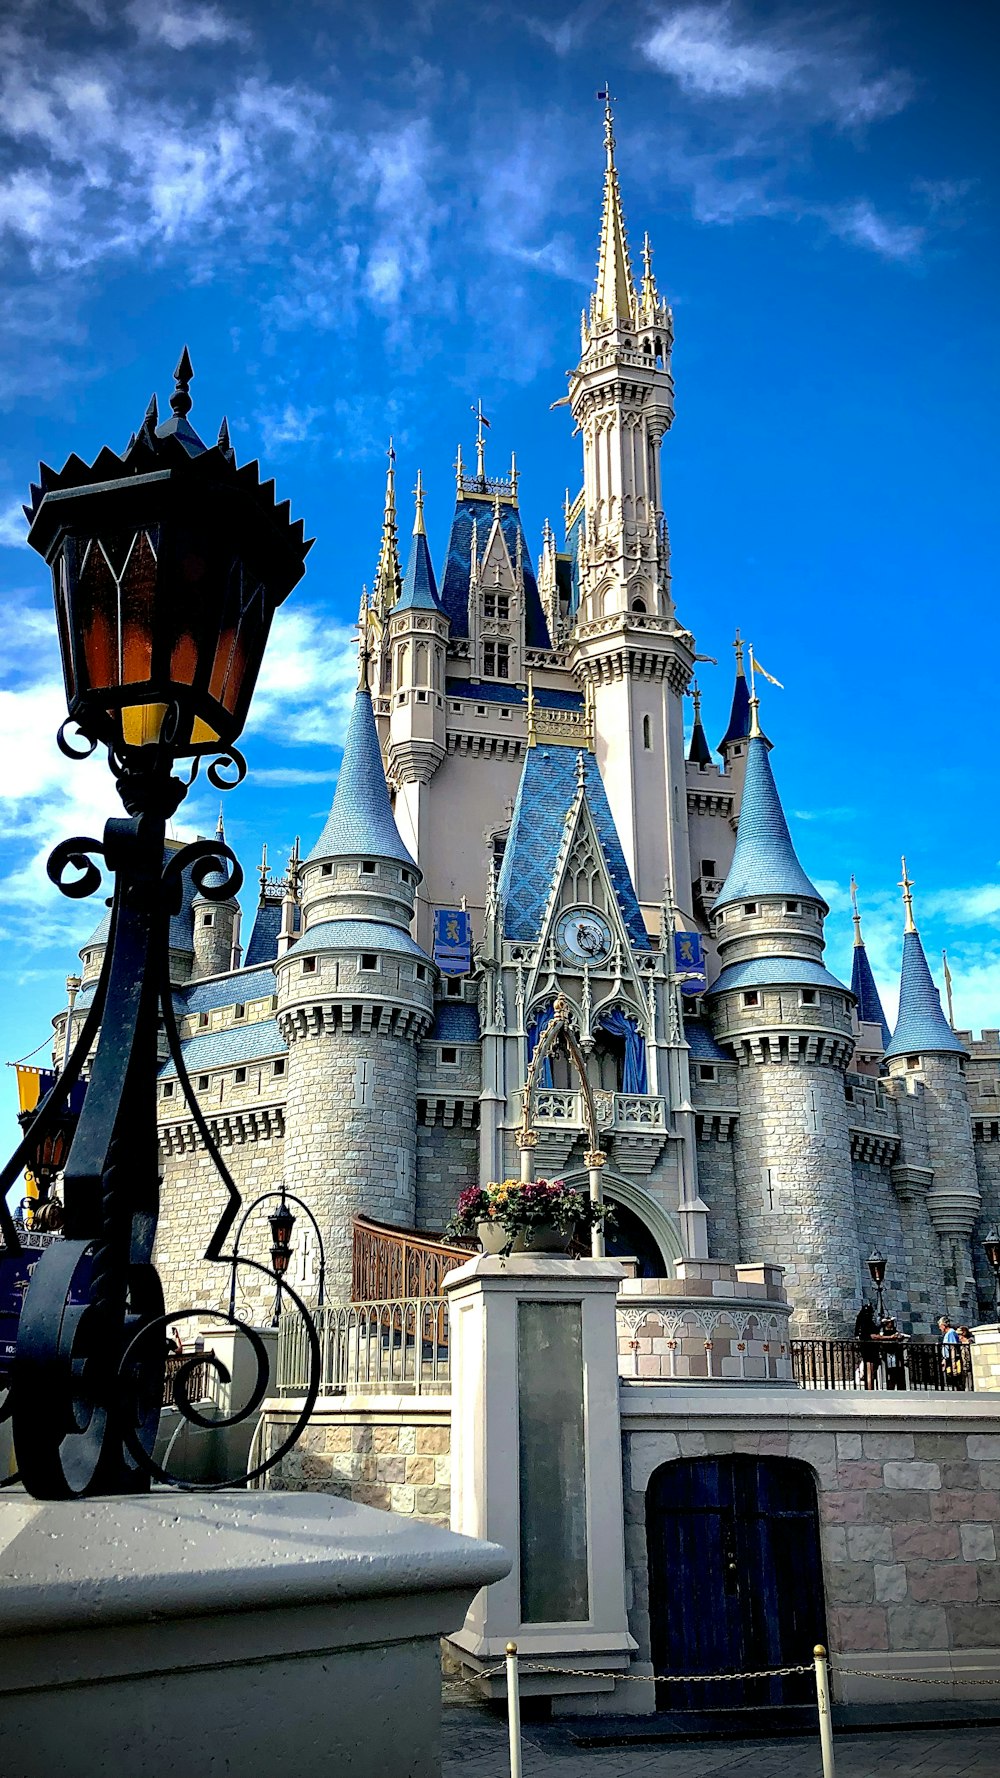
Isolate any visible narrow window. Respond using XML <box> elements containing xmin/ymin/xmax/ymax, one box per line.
<box><xmin>233</xmin><ymin>1003</ymin><xmax>245</xmax><ymax>1021</ymax></box>
<box><xmin>785</xmin><ymin>900</ymin><xmax>800</xmax><ymax>913</ymax></box>
<box><xmin>202</xmin><ymin>912</ymin><xmax>214</xmax><ymax>928</ymax></box>
<box><xmin>476</xmin><ymin>704</ymin><xmax>486</xmax><ymax>715</ymax></box>
<box><xmin>743</xmin><ymin>903</ymin><xmax>758</xmax><ymax>916</ymax></box>
<box><xmin>416</xmin><ymin>965</ymin><xmax>427</xmax><ymax>981</ymax></box>
<box><xmin>321</xmin><ymin>863</ymin><xmax>333</xmax><ymax>876</ymax></box>
<box><xmin>743</xmin><ymin>990</ymin><xmax>760</xmax><ymax>1008</ymax></box>
<box><xmin>446</xmin><ymin>976</ymin><xmax>463</xmax><ymax>997</ymax></box>
<box><xmin>360</xmin><ymin>953</ymin><xmax>378</xmax><ymax>971</ymax></box>
<box><xmin>698</xmin><ymin>1064</ymin><xmax>716</xmax><ymax>1082</ymax></box>
<box><xmin>441</xmin><ymin>1046</ymin><xmax>458</xmax><ymax>1065</ymax></box>
<box><xmin>497</xmin><ymin>595</ymin><xmax>510</xmax><ymax>620</ymax></box>
<box><xmin>361</xmin><ymin>860</ymin><xmax>376</xmax><ymax>875</ymax></box>
<box><xmin>483</xmin><ymin>593</ymin><xmax>496</xmax><ymax>618</ymax></box>
<box><xmin>632</xmin><ymin>598</ymin><xmax>646</xmax><ymax>613</ymax></box>
<box><xmin>198</xmin><ymin>1011</ymin><xmax>210</xmax><ymax>1029</ymax></box>
<box><xmin>198</xmin><ymin>1074</ymin><xmax>209</xmax><ymax>1091</ymax></box>
<box><xmin>483</xmin><ymin>641</ymin><xmax>496</xmax><ymax>677</ymax></box>
<box><xmin>496</xmin><ymin>642</ymin><xmax>510</xmax><ymax>678</ymax></box>
<box><xmin>273</xmin><ymin>1058</ymin><xmax>286</xmax><ymax>1076</ymax></box>
<box><xmin>800</xmin><ymin>989</ymin><xmax>818</xmax><ymax>1007</ymax></box>
<box><xmin>907</xmin><ymin>1055</ymin><xmax>920</xmax><ymax>1070</ymax></box>
<box><xmin>234</xmin><ymin>1067</ymin><xmax>247</xmax><ymax>1085</ymax></box>
<box><xmin>701</xmin><ymin>858</ymin><xmax>716</xmax><ymax>877</ymax></box>
<box><xmin>302</xmin><ymin>957</ymin><xmax>317</xmax><ymax>974</ymax></box>
<box><xmin>642</xmin><ymin>714</ymin><xmax>652</xmax><ymax>750</ymax></box>
<box><xmin>161</xmin><ymin>1081</ymin><xmax>174</xmax><ymax>1098</ymax></box>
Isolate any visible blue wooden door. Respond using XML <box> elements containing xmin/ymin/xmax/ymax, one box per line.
<box><xmin>647</xmin><ymin>1456</ymin><xmax>827</xmax><ymax>1710</ymax></box>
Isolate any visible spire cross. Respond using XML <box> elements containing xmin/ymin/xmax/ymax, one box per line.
<box><xmin>850</xmin><ymin>873</ymin><xmax>864</xmax><ymax>947</ymax></box>
<box><xmin>691</xmin><ymin>679</ymin><xmax>702</xmax><ymax>721</ymax></box>
<box><xmin>734</xmin><ymin>627</ymin><xmax>744</xmax><ymax>673</ymax></box>
<box><xmin>257</xmin><ymin>842</ymin><xmax>269</xmax><ymax>898</ymax></box>
<box><xmin>471</xmin><ymin>400</ymin><xmax>488</xmax><ymax>482</ymax></box>
<box><xmin>413</xmin><ymin>469</ymin><xmax>426</xmax><ymax>536</ymax></box>
<box><xmin>899</xmin><ymin>855</ymin><xmax>917</xmax><ymax>934</ymax></box>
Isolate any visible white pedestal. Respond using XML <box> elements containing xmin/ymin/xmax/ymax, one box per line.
<box><xmin>443</xmin><ymin>1254</ymin><xmax>639</xmax><ymax>1708</ymax></box>
<box><xmin>0</xmin><ymin>1490</ymin><xmax>509</xmax><ymax>1778</ymax></box>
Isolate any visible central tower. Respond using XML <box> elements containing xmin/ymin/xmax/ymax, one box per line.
<box><xmin>565</xmin><ymin>101</ymin><xmax>695</xmax><ymax>926</ymax></box>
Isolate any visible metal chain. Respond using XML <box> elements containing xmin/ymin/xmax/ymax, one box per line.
<box><xmin>833</xmin><ymin>1667</ymin><xmax>1000</xmax><ymax>1688</ymax></box>
<box><xmin>475</xmin><ymin>1659</ymin><xmax>1000</xmax><ymax>1688</ymax></box>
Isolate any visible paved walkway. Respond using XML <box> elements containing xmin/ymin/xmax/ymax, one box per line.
<box><xmin>441</xmin><ymin>1698</ymin><xmax>1000</xmax><ymax>1777</ymax></box>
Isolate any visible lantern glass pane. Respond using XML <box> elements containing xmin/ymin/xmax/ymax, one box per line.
<box><xmin>208</xmin><ymin>558</ymin><xmax>243</xmax><ymax>707</ymax></box>
<box><xmin>77</xmin><ymin>538</ymin><xmax>119</xmax><ymax>692</ymax></box>
<box><xmin>55</xmin><ymin>551</ymin><xmax>76</xmax><ymax>701</ymax></box>
<box><xmin>120</xmin><ymin>531</ymin><xmax>157</xmax><ymax>684</ymax></box>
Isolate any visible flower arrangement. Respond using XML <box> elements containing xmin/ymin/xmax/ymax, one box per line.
<box><xmin>447</xmin><ymin>1177</ymin><xmax>613</xmax><ymax>1256</ymax></box>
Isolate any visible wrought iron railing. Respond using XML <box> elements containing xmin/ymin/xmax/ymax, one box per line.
<box><xmin>791</xmin><ymin>1338</ymin><xmax>974</xmax><ymax>1392</ymax></box>
<box><xmin>161</xmin><ymin>1350</ymin><xmax>214</xmax><ymax>1407</ymax></box>
<box><xmin>351</xmin><ymin>1215</ymin><xmax>470</xmax><ymax>1302</ymax></box>
<box><xmin>278</xmin><ymin>1298</ymin><xmax>451</xmax><ymax>1398</ymax></box>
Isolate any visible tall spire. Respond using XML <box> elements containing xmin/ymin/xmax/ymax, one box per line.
<box><xmin>849</xmin><ymin>875</ymin><xmax>891</xmax><ymax>1048</ymax></box>
<box><xmin>884</xmin><ymin>864</ymin><xmax>965</xmax><ymax>1059</ymax></box>
<box><xmin>393</xmin><ymin>473</ymin><xmax>441</xmax><ymax>613</ymax></box>
<box><xmin>592</xmin><ymin>93</ymin><xmax>636</xmax><ymax>330</ymax></box>
<box><xmin>718</xmin><ymin>628</ymin><xmax>751</xmax><ymax>752</ymax></box>
<box><xmin>713</xmin><ymin>728</ymin><xmax>823</xmax><ymax>912</ymax></box>
<box><xmin>306</xmin><ymin>687</ymin><xmax>415</xmax><ymax>868</ymax></box>
<box><xmin>687</xmin><ymin>682</ymin><xmax>712</xmax><ymax>766</ymax></box>
<box><xmin>371</xmin><ymin>439</ymin><xmax>403</xmax><ymax>618</ymax></box>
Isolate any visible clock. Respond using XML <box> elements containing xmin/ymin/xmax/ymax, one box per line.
<box><xmin>556</xmin><ymin>909</ymin><xmax>612</xmax><ymax>963</ymax></box>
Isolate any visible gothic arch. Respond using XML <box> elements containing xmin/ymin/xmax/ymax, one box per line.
<box><xmin>563</xmin><ymin>1168</ymin><xmax>681</xmax><ymax>1274</ymax></box>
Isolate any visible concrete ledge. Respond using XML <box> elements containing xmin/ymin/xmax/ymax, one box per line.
<box><xmin>620</xmin><ymin>1383</ymin><xmax>1000</xmax><ymax>1430</ymax></box>
<box><xmin>834</xmin><ymin>1645</ymin><xmax>1000</xmax><ymax>1703</ymax></box>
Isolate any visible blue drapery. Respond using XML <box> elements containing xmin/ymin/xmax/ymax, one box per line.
<box><xmin>526</xmin><ymin>1002</ymin><xmax>555</xmax><ymax>1088</ymax></box>
<box><xmin>598</xmin><ymin>1007</ymin><xmax>648</xmax><ymax>1094</ymax></box>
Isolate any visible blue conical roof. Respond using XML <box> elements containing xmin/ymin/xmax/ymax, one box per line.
<box><xmin>714</xmin><ymin>735</ymin><xmax>824</xmax><ymax>912</ymax></box>
<box><xmin>393</xmin><ymin>528</ymin><xmax>441</xmax><ymax>613</ymax></box>
<box><xmin>851</xmin><ymin>944</ymin><xmax>891</xmax><ymax>1049</ymax></box>
<box><xmin>688</xmin><ymin>713</ymin><xmax>712</xmax><ymax>767</ymax></box>
<box><xmin>718</xmin><ymin>667</ymin><xmax>750</xmax><ymax>751</ymax></box>
<box><xmin>306</xmin><ymin>689</ymin><xmax>415</xmax><ymax>867</ymax></box>
<box><xmin>884</xmin><ymin>930</ymin><xmax>965</xmax><ymax>1059</ymax></box>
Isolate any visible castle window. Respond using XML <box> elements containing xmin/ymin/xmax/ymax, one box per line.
<box><xmin>701</xmin><ymin>859</ymin><xmax>716</xmax><ymax>877</ymax></box>
<box><xmin>907</xmin><ymin>1055</ymin><xmax>920</xmax><ymax>1069</ymax></box>
<box><xmin>416</xmin><ymin>689</ymin><xmax>428</xmax><ymax>702</ymax></box>
<box><xmin>361</xmin><ymin>861</ymin><xmax>376</xmax><ymax>875</ymax></box>
<box><xmin>451</xmin><ymin>701</ymin><xmax>462</xmax><ymax>711</ymax></box>
<box><xmin>482</xmin><ymin>641</ymin><xmax>510</xmax><ymax>679</ymax></box>
<box><xmin>743</xmin><ymin>903</ymin><xmax>758</xmax><ymax>916</ymax></box>
<box><xmin>302</xmin><ymin>957</ymin><xmax>317</xmax><ymax>974</ymax></box>
<box><xmin>198</xmin><ymin>1075</ymin><xmax>209</xmax><ymax>1091</ymax></box>
<box><xmin>642</xmin><ymin>714</ymin><xmax>652</xmax><ymax>750</ymax></box>
<box><xmin>733</xmin><ymin>743</ymin><xmax>744</xmax><ymax>756</ymax></box>
<box><xmin>742</xmin><ymin>991</ymin><xmax>760</xmax><ymax>1008</ymax></box>
<box><xmin>202</xmin><ymin>912</ymin><xmax>214</xmax><ymax>928</ymax></box>
<box><xmin>446</xmin><ymin>976</ymin><xmax>463</xmax><ymax>997</ymax></box>
<box><xmin>476</xmin><ymin>704</ymin><xmax>486</xmax><ymax>715</ymax></box>
<box><xmin>440</xmin><ymin>1046</ymin><xmax>458</xmax><ymax>1066</ymax></box>
<box><xmin>359</xmin><ymin>954</ymin><xmax>378</xmax><ymax>971</ymax></box>
<box><xmin>271</xmin><ymin>994</ymin><xmax>278</xmax><ymax>1010</ymax></box>
<box><xmin>321</xmin><ymin>863</ymin><xmax>333</xmax><ymax>876</ymax></box>
<box><xmin>785</xmin><ymin>901</ymin><xmax>800</xmax><ymax>913</ymax></box>
<box><xmin>500</xmin><ymin>707</ymin><xmax>511</xmax><ymax>719</ymax></box>
<box><xmin>800</xmin><ymin>989</ymin><xmax>818</xmax><ymax>1006</ymax></box>
<box><xmin>234</xmin><ymin>1067</ymin><xmax>247</xmax><ymax>1085</ymax></box>
<box><xmin>632</xmin><ymin>599</ymin><xmax>646</xmax><ymax>613</ymax></box>
<box><xmin>401</xmin><ymin>868</ymin><xmax>413</xmax><ymax>885</ymax></box>
<box><xmin>273</xmin><ymin>1059</ymin><xmax>286</xmax><ymax>1076</ymax></box>
<box><xmin>483</xmin><ymin>593</ymin><xmax>510</xmax><ymax>620</ymax></box>
<box><xmin>233</xmin><ymin>1003</ymin><xmax>245</xmax><ymax>1021</ymax></box>
<box><xmin>161</xmin><ymin>1082</ymin><xmax>174</xmax><ymax>1098</ymax></box>
<box><xmin>198</xmin><ymin>1012</ymin><xmax>210</xmax><ymax>1029</ymax></box>
<box><xmin>698</xmin><ymin>1064</ymin><xmax>716</xmax><ymax>1082</ymax></box>
<box><xmin>416</xmin><ymin>964</ymin><xmax>427</xmax><ymax>981</ymax></box>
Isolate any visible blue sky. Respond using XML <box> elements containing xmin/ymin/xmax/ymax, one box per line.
<box><xmin>0</xmin><ymin>0</ymin><xmax>997</xmax><ymax>1133</ymax></box>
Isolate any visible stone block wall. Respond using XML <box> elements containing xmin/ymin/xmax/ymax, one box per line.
<box><xmin>971</xmin><ymin>1325</ymin><xmax>1000</xmax><ymax>1392</ymax></box>
<box><xmin>616</xmin><ymin>1263</ymin><xmax>792</xmax><ymax>1383</ymax></box>
<box><xmin>623</xmin><ymin>1400</ymin><xmax>1000</xmax><ymax>1696</ymax></box>
<box><xmin>262</xmin><ymin>1401</ymin><xmax>451</xmax><ymax>1527</ymax></box>
<box><xmin>415</xmin><ymin>1122</ymin><xmax>479</xmax><ymax>1233</ymax></box>
<box><xmin>155</xmin><ymin>1133</ymin><xmax>287</xmax><ymax>1326</ymax></box>
<box><xmin>696</xmin><ymin>1136</ymin><xmax>740</xmax><ymax>1261</ymax></box>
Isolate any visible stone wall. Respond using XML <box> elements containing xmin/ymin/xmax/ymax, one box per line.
<box><xmin>415</xmin><ymin>1121</ymin><xmax>479</xmax><ymax>1234</ymax></box>
<box><xmin>973</xmin><ymin>1130</ymin><xmax>1000</xmax><ymax>1314</ymax></box>
<box><xmin>616</xmin><ymin>1262</ymin><xmax>792</xmax><ymax>1384</ymax></box>
<box><xmin>696</xmin><ymin>1134</ymin><xmax>740</xmax><ymax>1261</ymax></box>
<box><xmin>622</xmin><ymin>1388</ymin><xmax>1000</xmax><ymax>1698</ymax></box>
<box><xmin>155</xmin><ymin>1131</ymin><xmax>287</xmax><ymax>1325</ymax></box>
<box><xmin>261</xmin><ymin>1398</ymin><xmax>451</xmax><ymax>1527</ymax></box>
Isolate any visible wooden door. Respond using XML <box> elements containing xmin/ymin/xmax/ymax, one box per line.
<box><xmin>646</xmin><ymin>1455</ymin><xmax>827</xmax><ymax>1710</ymax></box>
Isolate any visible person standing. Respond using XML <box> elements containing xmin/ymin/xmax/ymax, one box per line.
<box><xmin>854</xmin><ymin>1301</ymin><xmax>881</xmax><ymax>1390</ymax></box>
<box><xmin>875</xmin><ymin>1317</ymin><xmax>907</xmax><ymax>1390</ymax></box>
<box><xmin>939</xmin><ymin>1316</ymin><xmax>962</xmax><ymax>1390</ymax></box>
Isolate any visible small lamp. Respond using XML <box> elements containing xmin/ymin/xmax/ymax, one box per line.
<box><xmin>867</xmin><ymin>1249</ymin><xmax>887</xmax><ymax>1320</ymax></box>
<box><xmin>268</xmin><ymin>1193</ymin><xmax>296</xmax><ymax>1278</ymax></box>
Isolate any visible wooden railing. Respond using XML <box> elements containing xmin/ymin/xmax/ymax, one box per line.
<box><xmin>791</xmin><ymin>1338</ymin><xmax>974</xmax><ymax>1393</ymax></box>
<box><xmin>351</xmin><ymin>1216</ymin><xmax>471</xmax><ymax>1303</ymax></box>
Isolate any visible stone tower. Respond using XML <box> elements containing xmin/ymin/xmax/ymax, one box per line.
<box><xmin>274</xmin><ymin>682</ymin><xmax>435</xmax><ymax>1299</ymax></box>
<box><xmin>191</xmin><ymin>812</ymin><xmax>241</xmax><ymax>980</ymax></box>
<box><xmin>385</xmin><ymin>473</ymin><xmax>450</xmax><ymax>903</ymax></box>
<box><xmin>706</xmin><ymin>695</ymin><xmax>860</xmax><ymax>1336</ymax></box>
<box><xmin>565</xmin><ymin>98</ymin><xmax>694</xmax><ymax>923</ymax></box>
<box><xmin>883</xmin><ymin>862</ymin><xmax>980</xmax><ymax>1320</ymax></box>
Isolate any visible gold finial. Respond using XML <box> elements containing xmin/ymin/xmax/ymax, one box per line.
<box><xmin>850</xmin><ymin>874</ymin><xmax>863</xmax><ymax>947</ymax></box>
<box><xmin>748</xmin><ymin>695</ymin><xmax>762</xmax><ymax>739</ymax></box>
<box><xmin>943</xmin><ymin>949</ymin><xmax>955</xmax><ymax>1027</ymax></box>
<box><xmin>600</xmin><ymin>83</ymin><xmax>616</xmax><ymax>165</ymax></box>
<box><xmin>493</xmin><ymin>488</ymin><xmax>502</xmax><ymax>524</ymax></box>
<box><xmin>471</xmin><ymin>399</ymin><xmax>488</xmax><ymax>481</ymax></box>
<box><xmin>257</xmin><ymin>841</ymin><xmax>269</xmax><ymax>898</ymax></box>
<box><xmin>593</xmin><ymin>85</ymin><xmax>636</xmax><ymax>328</ymax></box>
<box><xmin>413</xmin><ymin>469</ymin><xmax>426</xmax><ymax>536</ymax></box>
<box><xmin>734</xmin><ymin>626</ymin><xmax>744</xmax><ymax>673</ymax></box>
<box><xmin>692</xmin><ymin>679</ymin><xmax>702</xmax><ymax>722</ymax></box>
<box><xmin>371</xmin><ymin>439</ymin><xmax>403</xmax><ymax>616</ymax></box>
<box><xmin>899</xmin><ymin>855</ymin><xmax>917</xmax><ymax>934</ymax></box>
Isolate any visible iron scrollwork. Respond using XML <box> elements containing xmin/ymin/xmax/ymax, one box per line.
<box><xmin>2</xmin><ymin>749</ymin><xmax>320</xmax><ymax>1499</ymax></box>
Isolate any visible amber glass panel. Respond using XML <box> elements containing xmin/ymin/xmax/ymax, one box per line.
<box><xmin>76</xmin><ymin>538</ymin><xmax>119</xmax><ymax>691</ymax></box>
<box><xmin>208</xmin><ymin>558</ymin><xmax>242</xmax><ymax>704</ymax></box>
<box><xmin>170</xmin><ymin>630</ymin><xmax>199</xmax><ymax>686</ymax></box>
<box><xmin>121</xmin><ymin>703</ymin><xmax>168</xmax><ymax>747</ymax></box>
<box><xmin>120</xmin><ymin>531</ymin><xmax>156</xmax><ymax>684</ymax></box>
<box><xmin>221</xmin><ymin>579</ymin><xmax>267</xmax><ymax>716</ymax></box>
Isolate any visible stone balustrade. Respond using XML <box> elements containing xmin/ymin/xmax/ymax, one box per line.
<box><xmin>616</xmin><ymin>1258</ymin><xmax>794</xmax><ymax>1385</ymax></box>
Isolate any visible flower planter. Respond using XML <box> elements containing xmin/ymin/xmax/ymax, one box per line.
<box><xmin>515</xmin><ymin>1221</ymin><xmax>573</xmax><ymax>1255</ymax></box>
<box><xmin>477</xmin><ymin>1220</ymin><xmax>508</xmax><ymax>1255</ymax></box>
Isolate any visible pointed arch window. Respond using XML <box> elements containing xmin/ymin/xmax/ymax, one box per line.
<box><xmin>598</xmin><ymin>1007</ymin><xmax>648</xmax><ymax>1094</ymax></box>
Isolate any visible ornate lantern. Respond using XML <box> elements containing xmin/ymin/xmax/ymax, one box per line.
<box><xmin>866</xmin><ymin>1249</ymin><xmax>887</xmax><ymax>1321</ymax></box>
<box><xmin>268</xmin><ymin>1195</ymin><xmax>296</xmax><ymax>1277</ymax></box>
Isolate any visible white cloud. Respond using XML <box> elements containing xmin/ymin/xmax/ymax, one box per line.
<box><xmin>253</xmin><ymin>767</ymin><xmax>338</xmax><ymax>788</ymax></box>
<box><xmin>826</xmin><ymin>199</ymin><xmax>925</xmax><ymax>262</ymax></box>
<box><xmin>126</xmin><ymin>0</ymin><xmax>248</xmax><ymax>51</ymax></box>
<box><xmin>0</xmin><ymin>500</ymin><xmax>27</xmax><ymax>547</ymax></box>
<box><xmin>258</xmin><ymin>404</ymin><xmax>325</xmax><ymax>454</ymax></box>
<box><xmin>640</xmin><ymin>3</ymin><xmax>912</xmax><ymax>127</ymax></box>
<box><xmin>247</xmin><ymin>607</ymin><xmax>358</xmax><ymax>749</ymax></box>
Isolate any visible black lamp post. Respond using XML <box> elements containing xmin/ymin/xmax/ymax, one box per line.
<box><xmin>0</xmin><ymin>353</ymin><xmax>317</xmax><ymax>1500</ymax></box>
<box><xmin>227</xmin><ymin>1189</ymin><xmax>326</xmax><ymax>1328</ymax></box>
<box><xmin>984</xmin><ymin>1229</ymin><xmax>1000</xmax><ymax>1322</ymax></box>
<box><xmin>867</xmin><ymin>1249</ymin><xmax>887</xmax><ymax>1323</ymax></box>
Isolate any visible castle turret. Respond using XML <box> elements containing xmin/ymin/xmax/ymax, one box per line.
<box><xmin>706</xmin><ymin>694</ymin><xmax>859</xmax><ymax>1335</ymax></box>
<box><xmin>386</xmin><ymin>474</ymin><xmax>449</xmax><ymax>933</ymax></box>
<box><xmin>687</xmin><ymin>682</ymin><xmax>712</xmax><ymax>768</ymax></box>
<box><xmin>191</xmin><ymin>810</ymin><xmax>241</xmax><ymax>979</ymax></box>
<box><xmin>849</xmin><ymin>875</ymin><xmax>890</xmax><ymax>1073</ymax></box>
<box><xmin>717</xmin><ymin>630</ymin><xmax>751</xmax><ymax>778</ymax></box>
<box><xmin>275</xmin><ymin>681</ymin><xmax>435</xmax><ymax>1297</ymax></box>
<box><xmin>883</xmin><ymin>860</ymin><xmax>980</xmax><ymax>1318</ymax></box>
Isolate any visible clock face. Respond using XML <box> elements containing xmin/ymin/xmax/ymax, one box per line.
<box><xmin>556</xmin><ymin>909</ymin><xmax>612</xmax><ymax>963</ymax></box>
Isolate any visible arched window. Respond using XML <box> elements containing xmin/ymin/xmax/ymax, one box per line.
<box><xmin>642</xmin><ymin>713</ymin><xmax>652</xmax><ymax>750</ymax></box>
<box><xmin>632</xmin><ymin>598</ymin><xmax>647</xmax><ymax>614</ymax></box>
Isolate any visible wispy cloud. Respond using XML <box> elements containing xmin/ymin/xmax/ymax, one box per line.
<box><xmin>258</xmin><ymin>404</ymin><xmax>325</xmax><ymax>455</ymax></box>
<box><xmin>0</xmin><ymin>500</ymin><xmax>27</xmax><ymax>547</ymax></box>
<box><xmin>253</xmin><ymin>767</ymin><xmax>338</xmax><ymax>788</ymax></box>
<box><xmin>826</xmin><ymin>199</ymin><xmax>925</xmax><ymax>262</ymax></box>
<box><xmin>125</xmin><ymin>0</ymin><xmax>249</xmax><ymax>51</ymax></box>
<box><xmin>639</xmin><ymin>3</ymin><xmax>912</xmax><ymax>127</ymax></box>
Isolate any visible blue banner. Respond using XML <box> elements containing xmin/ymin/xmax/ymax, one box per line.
<box><xmin>673</xmin><ymin>930</ymin><xmax>707</xmax><ymax>996</ymax></box>
<box><xmin>434</xmin><ymin>909</ymin><xmax>472</xmax><ymax>977</ymax></box>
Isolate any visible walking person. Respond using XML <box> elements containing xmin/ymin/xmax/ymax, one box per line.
<box><xmin>957</xmin><ymin>1326</ymin><xmax>975</xmax><ymax>1391</ymax></box>
<box><xmin>939</xmin><ymin>1316</ymin><xmax>963</xmax><ymax>1390</ymax></box>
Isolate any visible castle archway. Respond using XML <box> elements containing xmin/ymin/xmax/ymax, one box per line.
<box><xmin>563</xmin><ymin>1170</ymin><xmax>680</xmax><ymax>1277</ymax></box>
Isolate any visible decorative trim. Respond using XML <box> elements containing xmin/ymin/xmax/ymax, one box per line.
<box><xmin>159</xmin><ymin>1101</ymin><xmax>286</xmax><ymax>1155</ymax></box>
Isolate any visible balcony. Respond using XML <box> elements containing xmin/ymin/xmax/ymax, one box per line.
<box><xmin>530</xmin><ymin>1088</ymin><xmax>668</xmax><ymax>1174</ymax></box>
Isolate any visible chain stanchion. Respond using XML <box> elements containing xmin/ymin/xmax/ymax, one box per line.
<box><xmin>505</xmin><ymin>1642</ymin><xmax>522</xmax><ymax>1778</ymax></box>
<box><xmin>814</xmin><ymin>1645</ymin><xmax>837</xmax><ymax>1778</ymax></box>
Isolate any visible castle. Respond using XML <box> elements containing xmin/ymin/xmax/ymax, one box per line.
<box><xmin>51</xmin><ymin>104</ymin><xmax>1000</xmax><ymax>1338</ymax></box>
